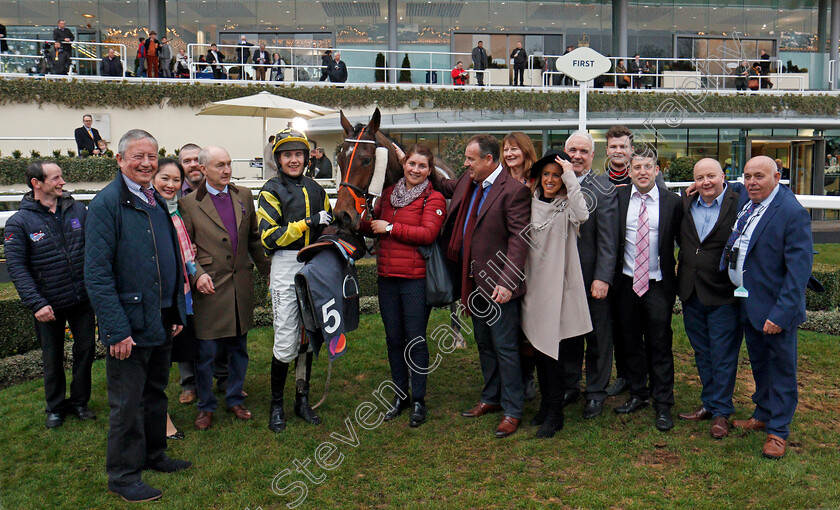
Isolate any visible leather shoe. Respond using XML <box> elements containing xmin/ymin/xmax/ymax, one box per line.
<box><xmin>710</xmin><ymin>416</ymin><xmax>730</xmax><ymax>439</ymax></box>
<box><xmin>195</xmin><ymin>411</ymin><xmax>214</xmax><ymax>430</ymax></box>
<box><xmin>179</xmin><ymin>390</ymin><xmax>197</xmax><ymax>404</ymax></box>
<box><xmin>145</xmin><ymin>455</ymin><xmax>192</xmax><ymax>473</ymax></box>
<box><xmin>45</xmin><ymin>412</ymin><xmax>64</xmax><ymax>429</ymax></box>
<box><xmin>614</xmin><ymin>396</ymin><xmax>649</xmax><ymax>414</ymax></box>
<box><xmin>494</xmin><ymin>416</ymin><xmax>521</xmax><ymax>438</ymax></box>
<box><xmin>732</xmin><ymin>417</ymin><xmax>766</xmax><ymax>432</ymax></box>
<box><xmin>108</xmin><ymin>480</ymin><xmax>162</xmax><ymax>503</ymax></box>
<box><xmin>228</xmin><ymin>405</ymin><xmax>253</xmax><ymax>421</ymax></box>
<box><xmin>655</xmin><ymin>408</ymin><xmax>674</xmax><ymax>431</ymax></box>
<box><xmin>678</xmin><ymin>405</ymin><xmax>712</xmax><ymax>421</ymax></box>
<box><xmin>268</xmin><ymin>403</ymin><xmax>286</xmax><ymax>433</ymax></box>
<box><xmin>72</xmin><ymin>405</ymin><xmax>97</xmax><ymax>421</ymax></box>
<box><xmin>462</xmin><ymin>401</ymin><xmax>502</xmax><ymax>418</ymax></box>
<box><xmin>606</xmin><ymin>377</ymin><xmax>628</xmax><ymax>396</ymax></box>
<box><xmin>561</xmin><ymin>389</ymin><xmax>581</xmax><ymax>408</ymax></box>
<box><xmin>762</xmin><ymin>434</ymin><xmax>787</xmax><ymax>459</ymax></box>
<box><xmin>409</xmin><ymin>402</ymin><xmax>427</xmax><ymax>428</ymax></box>
<box><xmin>582</xmin><ymin>399</ymin><xmax>603</xmax><ymax>419</ymax></box>
<box><xmin>384</xmin><ymin>396</ymin><xmax>411</xmax><ymax>421</ymax></box>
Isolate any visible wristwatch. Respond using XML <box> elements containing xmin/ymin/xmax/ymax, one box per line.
<box><xmin>385</xmin><ymin>223</ymin><xmax>393</xmax><ymax>233</ymax></box>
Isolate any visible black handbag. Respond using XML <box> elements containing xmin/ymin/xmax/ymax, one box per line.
<box><xmin>417</xmin><ymin>196</ymin><xmax>455</xmax><ymax>307</ymax></box>
<box><xmin>418</xmin><ymin>239</ymin><xmax>455</xmax><ymax>307</ymax></box>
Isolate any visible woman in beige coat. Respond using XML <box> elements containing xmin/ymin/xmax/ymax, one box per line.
<box><xmin>521</xmin><ymin>149</ymin><xmax>593</xmax><ymax>438</ymax></box>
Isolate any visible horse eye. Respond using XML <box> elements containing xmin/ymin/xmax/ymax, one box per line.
<box><xmin>362</xmin><ymin>157</ymin><xmax>372</xmax><ymax>165</ymax></box>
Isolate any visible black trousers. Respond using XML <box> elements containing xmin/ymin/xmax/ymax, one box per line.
<box><xmin>513</xmin><ymin>63</ymin><xmax>525</xmax><ymax>86</ymax></box>
<box><xmin>563</xmin><ymin>293</ymin><xmax>614</xmax><ymax>402</ymax></box>
<box><xmin>35</xmin><ymin>301</ymin><xmax>96</xmax><ymax>414</ymax></box>
<box><xmin>535</xmin><ymin>343</ymin><xmax>565</xmax><ymax>415</ymax></box>
<box><xmin>105</xmin><ymin>311</ymin><xmax>174</xmax><ymax>485</ymax></box>
<box><xmin>378</xmin><ymin>277</ymin><xmax>431</xmax><ymax>400</ymax></box>
<box><xmin>615</xmin><ymin>275</ymin><xmax>675</xmax><ymax>409</ymax></box>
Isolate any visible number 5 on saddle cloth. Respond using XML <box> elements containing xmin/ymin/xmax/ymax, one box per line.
<box><xmin>294</xmin><ymin>234</ymin><xmax>360</xmax><ymax>362</ymax></box>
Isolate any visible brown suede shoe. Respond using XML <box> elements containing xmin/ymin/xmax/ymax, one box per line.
<box><xmin>710</xmin><ymin>416</ymin><xmax>730</xmax><ymax>439</ymax></box>
<box><xmin>678</xmin><ymin>405</ymin><xmax>712</xmax><ymax>421</ymax></box>
<box><xmin>762</xmin><ymin>434</ymin><xmax>787</xmax><ymax>459</ymax></box>
<box><xmin>195</xmin><ymin>411</ymin><xmax>214</xmax><ymax>430</ymax></box>
<box><xmin>179</xmin><ymin>390</ymin><xmax>197</xmax><ymax>405</ymax></box>
<box><xmin>228</xmin><ymin>405</ymin><xmax>253</xmax><ymax>421</ymax></box>
<box><xmin>495</xmin><ymin>416</ymin><xmax>521</xmax><ymax>438</ymax></box>
<box><xmin>732</xmin><ymin>417</ymin><xmax>766</xmax><ymax>432</ymax></box>
<box><xmin>461</xmin><ymin>402</ymin><xmax>502</xmax><ymax>418</ymax></box>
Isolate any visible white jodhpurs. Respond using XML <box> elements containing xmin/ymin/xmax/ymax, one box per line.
<box><xmin>270</xmin><ymin>250</ymin><xmax>305</xmax><ymax>363</ymax></box>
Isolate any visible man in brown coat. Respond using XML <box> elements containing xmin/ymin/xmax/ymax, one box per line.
<box><xmin>433</xmin><ymin>134</ymin><xmax>531</xmax><ymax>438</ymax></box>
<box><xmin>179</xmin><ymin>146</ymin><xmax>270</xmax><ymax>431</ymax></box>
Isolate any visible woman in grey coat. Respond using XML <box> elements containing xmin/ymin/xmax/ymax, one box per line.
<box><xmin>158</xmin><ymin>37</ymin><xmax>173</xmax><ymax>78</ymax></box>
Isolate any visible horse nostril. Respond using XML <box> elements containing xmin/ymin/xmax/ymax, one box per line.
<box><xmin>338</xmin><ymin>211</ymin><xmax>353</xmax><ymax>226</ymax></box>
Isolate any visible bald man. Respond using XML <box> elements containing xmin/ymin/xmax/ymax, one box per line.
<box><xmin>178</xmin><ymin>146</ymin><xmax>270</xmax><ymax>431</ymax></box>
<box><xmin>724</xmin><ymin>156</ymin><xmax>812</xmax><ymax>459</ymax></box>
<box><xmin>676</xmin><ymin>158</ymin><xmax>743</xmax><ymax>439</ymax></box>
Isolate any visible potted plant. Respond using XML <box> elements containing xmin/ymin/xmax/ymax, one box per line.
<box><xmin>375</xmin><ymin>52</ymin><xmax>386</xmax><ymax>82</ymax></box>
<box><xmin>399</xmin><ymin>54</ymin><xmax>412</xmax><ymax>83</ymax></box>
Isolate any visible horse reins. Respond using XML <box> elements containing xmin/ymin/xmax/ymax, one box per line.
<box><xmin>340</xmin><ymin>127</ymin><xmax>378</xmax><ymax>217</ymax></box>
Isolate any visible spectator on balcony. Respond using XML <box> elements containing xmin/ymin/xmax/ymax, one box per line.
<box><xmin>319</xmin><ymin>49</ymin><xmax>332</xmax><ymax>81</ymax></box>
<box><xmin>759</xmin><ymin>49</ymin><xmax>771</xmax><ymax>76</ymax></box>
<box><xmin>735</xmin><ymin>60</ymin><xmax>750</xmax><ymax>91</ymax></box>
<box><xmin>452</xmin><ymin>60</ymin><xmax>469</xmax><ymax>86</ymax></box>
<box><xmin>0</xmin><ymin>22</ymin><xmax>8</xmax><ymax>54</ymax></box>
<box><xmin>628</xmin><ymin>54</ymin><xmax>643</xmax><ymax>88</ymax></box>
<box><xmin>49</xmin><ymin>41</ymin><xmax>71</xmax><ymax>75</ymax></box>
<box><xmin>328</xmin><ymin>51</ymin><xmax>347</xmax><ymax>83</ymax></box>
<box><xmin>271</xmin><ymin>53</ymin><xmax>286</xmax><ymax>82</ymax></box>
<box><xmin>615</xmin><ymin>59</ymin><xmax>630</xmax><ymax>89</ymax></box>
<box><xmin>510</xmin><ymin>41</ymin><xmax>527</xmax><ymax>87</ymax></box>
<box><xmin>53</xmin><ymin>20</ymin><xmax>73</xmax><ymax>53</ymax></box>
<box><xmin>206</xmin><ymin>43</ymin><xmax>225</xmax><ymax>80</ymax></box>
<box><xmin>159</xmin><ymin>37</ymin><xmax>173</xmax><ymax>78</ymax></box>
<box><xmin>236</xmin><ymin>35</ymin><xmax>252</xmax><ymax>79</ymax></box>
<box><xmin>175</xmin><ymin>48</ymin><xmax>190</xmax><ymax>77</ymax></box>
<box><xmin>135</xmin><ymin>37</ymin><xmax>146</xmax><ymax>77</ymax></box>
<box><xmin>253</xmin><ymin>43</ymin><xmax>270</xmax><ymax>81</ymax></box>
<box><xmin>100</xmin><ymin>48</ymin><xmax>123</xmax><ymax>77</ymax></box>
<box><xmin>74</xmin><ymin>114</ymin><xmax>102</xmax><ymax>157</ymax></box>
<box><xmin>471</xmin><ymin>40</ymin><xmax>488</xmax><ymax>86</ymax></box>
<box><xmin>144</xmin><ymin>31</ymin><xmax>160</xmax><ymax>78</ymax></box>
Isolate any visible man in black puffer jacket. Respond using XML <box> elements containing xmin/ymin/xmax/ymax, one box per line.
<box><xmin>4</xmin><ymin>160</ymin><xmax>96</xmax><ymax>429</ymax></box>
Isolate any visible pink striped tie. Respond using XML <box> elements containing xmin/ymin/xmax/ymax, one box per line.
<box><xmin>632</xmin><ymin>192</ymin><xmax>650</xmax><ymax>297</ymax></box>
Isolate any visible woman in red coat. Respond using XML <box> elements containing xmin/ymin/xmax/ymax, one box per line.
<box><xmin>360</xmin><ymin>144</ymin><xmax>446</xmax><ymax>427</ymax></box>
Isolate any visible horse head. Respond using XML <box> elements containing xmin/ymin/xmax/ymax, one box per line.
<box><xmin>334</xmin><ymin>108</ymin><xmax>402</xmax><ymax>231</ymax></box>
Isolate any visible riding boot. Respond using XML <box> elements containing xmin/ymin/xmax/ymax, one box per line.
<box><xmin>536</xmin><ymin>352</ymin><xmax>565</xmax><ymax>438</ymax></box>
<box><xmin>294</xmin><ymin>352</ymin><xmax>322</xmax><ymax>425</ymax></box>
<box><xmin>269</xmin><ymin>357</ymin><xmax>288</xmax><ymax>433</ymax></box>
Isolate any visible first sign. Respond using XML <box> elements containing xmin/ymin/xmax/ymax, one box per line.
<box><xmin>555</xmin><ymin>47</ymin><xmax>612</xmax><ymax>82</ymax></box>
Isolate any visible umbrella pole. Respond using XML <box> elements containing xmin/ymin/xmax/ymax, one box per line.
<box><xmin>262</xmin><ymin>116</ymin><xmax>267</xmax><ymax>179</ymax></box>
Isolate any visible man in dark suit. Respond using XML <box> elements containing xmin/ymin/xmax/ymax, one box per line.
<box><xmin>253</xmin><ymin>43</ymin><xmax>271</xmax><ymax>81</ymax></box>
<box><xmin>53</xmin><ymin>19</ymin><xmax>73</xmax><ymax>53</ymax></box>
<box><xmin>206</xmin><ymin>43</ymin><xmax>225</xmax><ymax>80</ymax></box>
<box><xmin>85</xmin><ymin>130</ymin><xmax>190</xmax><ymax>502</ymax></box>
<box><xmin>328</xmin><ymin>51</ymin><xmax>347</xmax><ymax>83</ymax></box>
<box><xmin>726</xmin><ymin>156</ymin><xmax>812</xmax><ymax>459</ymax></box>
<box><xmin>433</xmin><ymin>134</ymin><xmax>531</xmax><ymax>438</ymax></box>
<box><xmin>613</xmin><ymin>150</ymin><xmax>683</xmax><ymax>431</ymax></box>
<box><xmin>0</xmin><ymin>22</ymin><xmax>8</xmax><ymax>54</ymax></box>
<box><xmin>179</xmin><ymin>146</ymin><xmax>270</xmax><ymax>431</ymax></box>
<box><xmin>676</xmin><ymin>158</ymin><xmax>742</xmax><ymax>439</ymax></box>
<box><xmin>74</xmin><ymin>114</ymin><xmax>102</xmax><ymax>157</ymax></box>
<box><xmin>100</xmin><ymin>48</ymin><xmax>123</xmax><ymax>77</ymax></box>
<box><xmin>235</xmin><ymin>35</ymin><xmax>252</xmax><ymax>79</ymax></box>
<box><xmin>471</xmin><ymin>41</ymin><xmax>488</xmax><ymax>86</ymax></box>
<box><xmin>560</xmin><ymin>131</ymin><xmax>619</xmax><ymax>420</ymax></box>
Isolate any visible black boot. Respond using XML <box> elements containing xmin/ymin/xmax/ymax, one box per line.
<box><xmin>294</xmin><ymin>381</ymin><xmax>322</xmax><ymax>425</ymax></box>
<box><xmin>535</xmin><ymin>408</ymin><xmax>565</xmax><ymax>439</ymax></box>
<box><xmin>269</xmin><ymin>357</ymin><xmax>288</xmax><ymax>433</ymax></box>
<box><xmin>384</xmin><ymin>395</ymin><xmax>411</xmax><ymax>421</ymax></box>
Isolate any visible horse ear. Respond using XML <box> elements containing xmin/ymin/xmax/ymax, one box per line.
<box><xmin>367</xmin><ymin>108</ymin><xmax>381</xmax><ymax>134</ymax></box>
<box><xmin>340</xmin><ymin>110</ymin><xmax>353</xmax><ymax>136</ymax></box>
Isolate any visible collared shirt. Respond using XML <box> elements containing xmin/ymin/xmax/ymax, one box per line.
<box><xmin>181</xmin><ymin>179</ymin><xmax>196</xmax><ymax>196</ymax></box>
<box><xmin>623</xmin><ymin>184</ymin><xmax>662</xmax><ymax>281</ymax></box>
<box><xmin>85</xmin><ymin>126</ymin><xmax>94</xmax><ymax>139</ymax></box>
<box><xmin>576</xmin><ymin>169</ymin><xmax>589</xmax><ymax>184</ymax></box>
<box><xmin>205</xmin><ymin>183</ymin><xmax>229</xmax><ymax>196</ymax></box>
<box><xmin>728</xmin><ymin>183</ymin><xmax>781</xmax><ymax>288</ymax></box>
<box><xmin>691</xmin><ymin>184</ymin><xmax>727</xmax><ymax>242</ymax></box>
<box><xmin>462</xmin><ymin>163</ymin><xmax>503</xmax><ymax>239</ymax></box>
<box><xmin>121</xmin><ymin>173</ymin><xmax>155</xmax><ymax>205</ymax></box>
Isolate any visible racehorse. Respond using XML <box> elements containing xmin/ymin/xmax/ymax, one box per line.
<box><xmin>332</xmin><ymin>108</ymin><xmax>466</xmax><ymax>347</ymax></box>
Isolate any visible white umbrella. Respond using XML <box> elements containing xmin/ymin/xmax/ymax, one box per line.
<box><xmin>196</xmin><ymin>90</ymin><xmax>337</xmax><ymax>147</ymax></box>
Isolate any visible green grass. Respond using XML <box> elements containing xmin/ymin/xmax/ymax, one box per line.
<box><xmin>1</xmin><ymin>311</ymin><xmax>840</xmax><ymax>509</ymax></box>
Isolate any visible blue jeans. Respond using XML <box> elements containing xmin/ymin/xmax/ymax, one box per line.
<box><xmin>682</xmin><ymin>295</ymin><xmax>742</xmax><ymax>418</ymax></box>
<box><xmin>378</xmin><ymin>277</ymin><xmax>431</xmax><ymax>400</ymax></box>
<box><xmin>195</xmin><ymin>333</ymin><xmax>248</xmax><ymax>412</ymax></box>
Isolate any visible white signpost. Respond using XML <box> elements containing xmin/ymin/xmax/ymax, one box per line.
<box><xmin>555</xmin><ymin>47</ymin><xmax>613</xmax><ymax>131</ymax></box>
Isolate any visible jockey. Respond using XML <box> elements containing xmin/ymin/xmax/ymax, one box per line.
<box><xmin>257</xmin><ymin>128</ymin><xmax>333</xmax><ymax>432</ymax></box>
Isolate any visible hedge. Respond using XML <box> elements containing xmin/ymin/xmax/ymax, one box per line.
<box><xmin>3</xmin><ymin>79</ymin><xmax>840</xmax><ymax>115</ymax></box>
<box><xmin>0</xmin><ymin>338</ymin><xmax>106</xmax><ymax>389</ymax></box>
<box><xmin>0</xmin><ymin>156</ymin><xmax>118</xmax><ymax>185</ymax></box>
<box><xmin>806</xmin><ymin>264</ymin><xmax>840</xmax><ymax>311</ymax></box>
<box><xmin>0</xmin><ymin>299</ymin><xmax>38</xmax><ymax>358</ymax></box>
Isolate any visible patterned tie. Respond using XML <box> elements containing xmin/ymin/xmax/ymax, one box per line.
<box><xmin>632</xmin><ymin>192</ymin><xmax>650</xmax><ymax>297</ymax></box>
<box><xmin>141</xmin><ymin>187</ymin><xmax>156</xmax><ymax>207</ymax></box>
<box><xmin>719</xmin><ymin>202</ymin><xmax>759</xmax><ymax>271</ymax></box>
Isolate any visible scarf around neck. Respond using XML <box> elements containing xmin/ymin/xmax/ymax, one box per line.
<box><xmin>390</xmin><ymin>177</ymin><xmax>428</xmax><ymax>208</ymax></box>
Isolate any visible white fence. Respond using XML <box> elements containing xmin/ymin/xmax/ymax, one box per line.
<box><xmin>0</xmin><ymin>37</ymin><xmax>128</xmax><ymax>77</ymax></box>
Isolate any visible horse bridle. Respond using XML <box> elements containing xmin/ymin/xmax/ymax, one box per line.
<box><xmin>340</xmin><ymin>127</ymin><xmax>378</xmax><ymax>218</ymax></box>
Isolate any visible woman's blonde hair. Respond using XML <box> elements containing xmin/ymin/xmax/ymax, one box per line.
<box><xmin>501</xmin><ymin>132</ymin><xmax>537</xmax><ymax>175</ymax></box>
